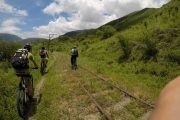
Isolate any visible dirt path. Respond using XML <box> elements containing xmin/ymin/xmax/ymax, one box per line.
<box><xmin>28</xmin><ymin>77</ymin><xmax>45</xmax><ymax>120</ymax></box>
<box><xmin>27</xmin><ymin>53</ymin><xmax>57</xmax><ymax>120</ymax></box>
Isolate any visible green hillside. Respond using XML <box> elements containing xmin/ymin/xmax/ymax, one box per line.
<box><xmin>52</xmin><ymin>0</ymin><xmax>180</xmax><ymax>100</ymax></box>
<box><xmin>0</xmin><ymin>33</ymin><xmax>22</xmax><ymax>42</ymax></box>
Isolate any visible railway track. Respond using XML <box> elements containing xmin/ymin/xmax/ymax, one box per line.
<box><xmin>79</xmin><ymin>81</ymin><xmax>113</xmax><ymax>120</ymax></box>
<box><xmin>72</xmin><ymin>65</ymin><xmax>155</xmax><ymax>120</ymax></box>
<box><xmin>79</xmin><ymin>65</ymin><xmax>155</xmax><ymax>109</ymax></box>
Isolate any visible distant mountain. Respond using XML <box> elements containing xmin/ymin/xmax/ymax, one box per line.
<box><xmin>23</xmin><ymin>38</ymin><xmax>48</xmax><ymax>43</ymax></box>
<box><xmin>0</xmin><ymin>33</ymin><xmax>22</xmax><ymax>42</ymax></box>
<box><xmin>63</xmin><ymin>29</ymin><xmax>96</xmax><ymax>37</ymax></box>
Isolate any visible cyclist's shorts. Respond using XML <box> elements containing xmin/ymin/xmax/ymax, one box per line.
<box><xmin>41</xmin><ymin>58</ymin><xmax>48</xmax><ymax>63</ymax></box>
<box><xmin>15</xmin><ymin>69</ymin><xmax>31</xmax><ymax>85</ymax></box>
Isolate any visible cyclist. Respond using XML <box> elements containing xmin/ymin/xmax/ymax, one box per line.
<box><xmin>71</xmin><ymin>46</ymin><xmax>78</xmax><ymax>69</ymax></box>
<box><xmin>16</xmin><ymin>43</ymin><xmax>38</xmax><ymax>99</ymax></box>
<box><xmin>39</xmin><ymin>47</ymin><xmax>48</xmax><ymax>69</ymax></box>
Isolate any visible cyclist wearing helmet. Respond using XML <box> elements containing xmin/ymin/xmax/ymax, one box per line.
<box><xmin>39</xmin><ymin>47</ymin><xmax>48</xmax><ymax>68</ymax></box>
<box><xmin>71</xmin><ymin>46</ymin><xmax>79</xmax><ymax>69</ymax></box>
<box><xmin>21</xmin><ymin>43</ymin><xmax>38</xmax><ymax>98</ymax></box>
<box><xmin>24</xmin><ymin>43</ymin><xmax>38</xmax><ymax>68</ymax></box>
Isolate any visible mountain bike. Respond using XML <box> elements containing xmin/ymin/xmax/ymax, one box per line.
<box><xmin>16</xmin><ymin>68</ymin><xmax>37</xmax><ymax>118</ymax></box>
<box><xmin>40</xmin><ymin>60</ymin><xmax>46</xmax><ymax>75</ymax></box>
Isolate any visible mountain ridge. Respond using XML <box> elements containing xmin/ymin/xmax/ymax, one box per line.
<box><xmin>0</xmin><ymin>33</ymin><xmax>22</xmax><ymax>42</ymax></box>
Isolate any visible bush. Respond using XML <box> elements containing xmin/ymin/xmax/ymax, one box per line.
<box><xmin>166</xmin><ymin>50</ymin><xmax>180</xmax><ymax>65</ymax></box>
<box><xmin>96</xmin><ymin>30</ymin><xmax>103</xmax><ymax>37</ymax></box>
<box><xmin>101</xmin><ymin>25</ymin><xmax>116</xmax><ymax>39</ymax></box>
<box><xmin>118</xmin><ymin>36</ymin><xmax>132</xmax><ymax>62</ymax></box>
<box><xmin>58</xmin><ymin>36</ymin><xmax>70</xmax><ymax>41</ymax></box>
<box><xmin>141</xmin><ymin>38</ymin><xmax>158</xmax><ymax>61</ymax></box>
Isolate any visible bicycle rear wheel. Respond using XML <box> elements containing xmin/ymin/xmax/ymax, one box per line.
<box><xmin>41</xmin><ymin>62</ymin><xmax>46</xmax><ymax>75</ymax></box>
<box><xmin>30</xmin><ymin>75</ymin><xmax>34</xmax><ymax>98</ymax></box>
<box><xmin>16</xmin><ymin>88</ymin><xmax>26</xmax><ymax>118</ymax></box>
<box><xmin>73</xmin><ymin>58</ymin><xmax>77</xmax><ymax>70</ymax></box>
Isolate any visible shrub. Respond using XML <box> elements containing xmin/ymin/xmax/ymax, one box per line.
<box><xmin>166</xmin><ymin>50</ymin><xmax>180</xmax><ymax>65</ymax></box>
<box><xmin>141</xmin><ymin>38</ymin><xmax>158</xmax><ymax>61</ymax></box>
<box><xmin>101</xmin><ymin>25</ymin><xmax>116</xmax><ymax>39</ymax></box>
<box><xmin>58</xmin><ymin>36</ymin><xmax>70</xmax><ymax>41</ymax></box>
<box><xmin>118</xmin><ymin>36</ymin><xmax>132</xmax><ymax>62</ymax></box>
<box><xmin>96</xmin><ymin>30</ymin><xmax>103</xmax><ymax>37</ymax></box>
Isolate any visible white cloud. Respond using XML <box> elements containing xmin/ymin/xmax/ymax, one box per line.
<box><xmin>43</xmin><ymin>2</ymin><xmax>63</xmax><ymax>15</ymax></box>
<box><xmin>0</xmin><ymin>0</ymin><xmax>28</xmax><ymax>16</ymax></box>
<box><xmin>2</xmin><ymin>18</ymin><xmax>24</xmax><ymax>27</ymax></box>
<box><xmin>0</xmin><ymin>0</ymin><xmax>171</xmax><ymax>39</ymax></box>
<box><xmin>43</xmin><ymin>0</ymin><xmax>78</xmax><ymax>16</ymax></box>
<box><xmin>35</xmin><ymin>0</ymin><xmax>169</xmax><ymax>38</ymax></box>
<box><xmin>141</xmin><ymin>0</ymin><xmax>170</xmax><ymax>8</ymax></box>
<box><xmin>0</xmin><ymin>18</ymin><xmax>26</xmax><ymax>36</ymax></box>
<box><xmin>0</xmin><ymin>18</ymin><xmax>39</xmax><ymax>39</ymax></box>
<box><xmin>0</xmin><ymin>26</ymin><xmax>21</xmax><ymax>34</ymax></box>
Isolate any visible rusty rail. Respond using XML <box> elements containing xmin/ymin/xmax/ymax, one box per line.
<box><xmin>80</xmin><ymin>83</ymin><xmax>113</xmax><ymax>120</ymax></box>
<box><xmin>79</xmin><ymin>66</ymin><xmax>155</xmax><ymax>109</ymax></box>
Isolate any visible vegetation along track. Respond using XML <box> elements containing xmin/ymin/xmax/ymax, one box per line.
<box><xmin>76</xmin><ymin>72</ymin><xmax>113</xmax><ymax>120</ymax></box>
<box><xmin>79</xmin><ymin>66</ymin><xmax>155</xmax><ymax>109</ymax></box>
<box><xmin>74</xmin><ymin>65</ymin><xmax>155</xmax><ymax>120</ymax></box>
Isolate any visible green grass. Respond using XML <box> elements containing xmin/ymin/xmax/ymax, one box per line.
<box><xmin>33</xmin><ymin>53</ymin><xmax>149</xmax><ymax>119</ymax></box>
<box><xmin>0</xmin><ymin>64</ymin><xmax>19</xmax><ymax>120</ymax></box>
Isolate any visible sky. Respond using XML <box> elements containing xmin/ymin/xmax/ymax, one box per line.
<box><xmin>0</xmin><ymin>0</ymin><xmax>170</xmax><ymax>39</ymax></box>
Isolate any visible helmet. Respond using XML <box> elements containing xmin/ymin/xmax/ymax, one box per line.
<box><xmin>42</xmin><ymin>47</ymin><xmax>45</xmax><ymax>50</ymax></box>
<box><xmin>24</xmin><ymin>43</ymin><xmax>32</xmax><ymax>51</ymax></box>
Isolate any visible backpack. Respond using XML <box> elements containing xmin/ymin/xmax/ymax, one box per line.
<box><xmin>40</xmin><ymin>50</ymin><xmax>46</xmax><ymax>58</ymax></box>
<box><xmin>11</xmin><ymin>49</ymin><xmax>29</xmax><ymax>70</ymax></box>
<box><xmin>71</xmin><ymin>49</ymin><xmax>78</xmax><ymax>56</ymax></box>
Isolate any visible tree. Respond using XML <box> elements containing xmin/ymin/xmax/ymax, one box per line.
<box><xmin>96</xmin><ymin>30</ymin><xmax>103</xmax><ymax>37</ymax></box>
<box><xmin>101</xmin><ymin>25</ymin><xmax>116</xmax><ymax>39</ymax></box>
<box><xmin>118</xmin><ymin>36</ymin><xmax>131</xmax><ymax>63</ymax></box>
<box><xmin>141</xmin><ymin>38</ymin><xmax>158</xmax><ymax>61</ymax></box>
